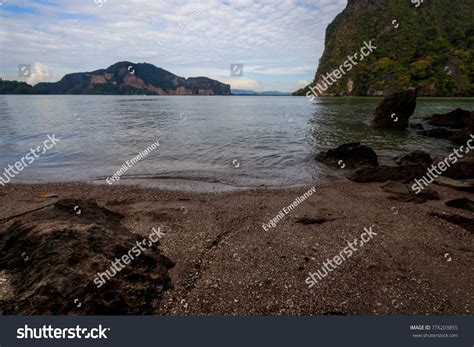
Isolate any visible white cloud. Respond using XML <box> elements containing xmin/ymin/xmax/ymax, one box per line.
<box><xmin>26</xmin><ymin>62</ymin><xmax>51</xmax><ymax>85</ymax></box>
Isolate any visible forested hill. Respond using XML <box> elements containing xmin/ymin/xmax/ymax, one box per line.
<box><xmin>295</xmin><ymin>0</ymin><xmax>474</xmax><ymax>97</ymax></box>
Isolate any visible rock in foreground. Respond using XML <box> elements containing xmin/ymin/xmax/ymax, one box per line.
<box><xmin>350</xmin><ymin>165</ymin><xmax>427</xmax><ymax>183</ymax></box>
<box><xmin>0</xmin><ymin>199</ymin><xmax>174</xmax><ymax>315</ymax></box>
<box><xmin>315</xmin><ymin>142</ymin><xmax>379</xmax><ymax>169</ymax></box>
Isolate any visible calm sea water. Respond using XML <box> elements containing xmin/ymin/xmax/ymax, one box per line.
<box><xmin>0</xmin><ymin>95</ymin><xmax>472</xmax><ymax>188</ymax></box>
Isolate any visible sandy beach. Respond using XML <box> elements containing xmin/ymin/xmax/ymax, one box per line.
<box><xmin>0</xmin><ymin>179</ymin><xmax>472</xmax><ymax>315</ymax></box>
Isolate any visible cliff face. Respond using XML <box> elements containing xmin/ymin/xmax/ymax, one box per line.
<box><xmin>33</xmin><ymin>62</ymin><xmax>231</xmax><ymax>95</ymax></box>
<box><xmin>295</xmin><ymin>0</ymin><xmax>474</xmax><ymax>97</ymax></box>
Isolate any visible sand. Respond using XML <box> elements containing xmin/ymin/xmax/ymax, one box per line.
<box><xmin>0</xmin><ymin>179</ymin><xmax>473</xmax><ymax>315</ymax></box>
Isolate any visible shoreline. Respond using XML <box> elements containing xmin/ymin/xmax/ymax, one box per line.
<box><xmin>1</xmin><ymin>179</ymin><xmax>472</xmax><ymax>315</ymax></box>
<box><xmin>10</xmin><ymin>175</ymin><xmax>339</xmax><ymax>193</ymax></box>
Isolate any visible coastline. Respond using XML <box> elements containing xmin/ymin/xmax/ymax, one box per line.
<box><xmin>1</xmin><ymin>179</ymin><xmax>472</xmax><ymax>315</ymax></box>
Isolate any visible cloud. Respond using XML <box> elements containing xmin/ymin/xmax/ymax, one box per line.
<box><xmin>26</xmin><ymin>62</ymin><xmax>51</xmax><ymax>85</ymax></box>
<box><xmin>0</xmin><ymin>0</ymin><xmax>348</xmax><ymax>92</ymax></box>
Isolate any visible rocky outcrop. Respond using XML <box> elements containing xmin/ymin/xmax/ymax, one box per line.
<box><xmin>434</xmin><ymin>177</ymin><xmax>474</xmax><ymax>192</ymax></box>
<box><xmin>445</xmin><ymin>198</ymin><xmax>474</xmax><ymax>212</ymax></box>
<box><xmin>381</xmin><ymin>181</ymin><xmax>439</xmax><ymax>204</ymax></box>
<box><xmin>293</xmin><ymin>0</ymin><xmax>473</xmax><ymax>97</ymax></box>
<box><xmin>394</xmin><ymin>150</ymin><xmax>432</xmax><ymax>166</ymax></box>
<box><xmin>350</xmin><ymin>149</ymin><xmax>433</xmax><ymax>183</ymax></box>
<box><xmin>371</xmin><ymin>88</ymin><xmax>417</xmax><ymax>129</ymax></box>
<box><xmin>419</xmin><ymin>109</ymin><xmax>474</xmax><ymax>144</ymax></box>
<box><xmin>315</xmin><ymin>142</ymin><xmax>379</xmax><ymax>169</ymax></box>
<box><xmin>444</xmin><ymin>152</ymin><xmax>474</xmax><ymax>180</ymax></box>
<box><xmin>350</xmin><ymin>164</ymin><xmax>427</xmax><ymax>183</ymax></box>
<box><xmin>424</xmin><ymin>108</ymin><xmax>471</xmax><ymax>128</ymax></box>
<box><xmin>430</xmin><ymin>212</ymin><xmax>474</xmax><ymax>234</ymax></box>
<box><xmin>418</xmin><ymin>128</ymin><xmax>457</xmax><ymax>140</ymax></box>
<box><xmin>0</xmin><ymin>199</ymin><xmax>174</xmax><ymax>314</ymax></box>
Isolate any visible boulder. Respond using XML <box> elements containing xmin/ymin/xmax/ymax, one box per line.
<box><xmin>371</xmin><ymin>88</ymin><xmax>417</xmax><ymax>129</ymax></box>
<box><xmin>350</xmin><ymin>164</ymin><xmax>427</xmax><ymax>183</ymax></box>
<box><xmin>394</xmin><ymin>150</ymin><xmax>433</xmax><ymax>166</ymax></box>
<box><xmin>445</xmin><ymin>198</ymin><xmax>474</xmax><ymax>212</ymax></box>
<box><xmin>424</xmin><ymin>108</ymin><xmax>471</xmax><ymax>128</ymax></box>
<box><xmin>419</xmin><ymin>110</ymin><xmax>473</xmax><ymax>144</ymax></box>
<box><xmin>381</xmin><ymin>181</ymin><xmax>439</xmax><ymax>203</ymax></box>
<box><xmin>418</xmin><ymin>128</ymin><xmax>456</xmax><ymax>140</ymax></box>
<box><xmin>315</xmin><ymin>142</ymin><xmax>379</xmax><ymax>169</ymax></box>
<box><xmin>430</xmin><ymin>212</ymin><xmax>474</xmax><ymax>234</ymax></box>
<box><xmin>444</xmin><ymin>156</ymin><xmax>474</xmax><ymax>180</ymax></box>
<box><xmin>434</xmin><ymin>176</ymin><xmax>474</xmax><ymax>192</ymax></box>
<box><xmin>409</xmin><ymin>123</ymin><xmax>424</xmax><ymax>130</ymax></box>
<box><xmin>449</xmin><ymin>112</ymin><xmax>474</xmax><ymax>144</ymax></box>
<box><xmin>0</xmin><ymin>199</ymin><xmax>174</xmax><ymax>315</ymax></box>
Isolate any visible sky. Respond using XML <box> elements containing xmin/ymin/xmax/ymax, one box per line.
<box><xmin>0</xmin><ymin>0</ymin><xmax>347</xmax><ymax>92</ymax></box>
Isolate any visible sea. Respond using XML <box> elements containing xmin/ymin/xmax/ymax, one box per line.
<box><xmin>0</xmin><ymin>95</ymin><xmax>472</xmax><ymax>190</ymax></box>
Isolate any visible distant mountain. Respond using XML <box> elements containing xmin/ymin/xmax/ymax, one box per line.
<box><xmin>295</xmin><ymin>0</ymin><xmax>474</xmax><ymax>97</ymax></box>
<box><xmin>231</xmin><ymin>89</ymin><xmax>291</xmax><ymax>96</ymax></box>
<box><xmin>0</xmin><ymin>62</ymin><xmax>231</xmax><ymax>95</ymax></box>
<box><xmin>0</xmin><ymin>79</ymin><xmax>47</xmax><ymax>94</ymax></box>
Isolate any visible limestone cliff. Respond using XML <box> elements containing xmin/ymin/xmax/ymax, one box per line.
<box><xmin>295</xmin><ymin>0</ymin><xmax>473</xmax><ymax>97</ymax></box>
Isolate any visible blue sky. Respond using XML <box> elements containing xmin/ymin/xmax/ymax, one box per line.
<box><xmin>0</xmin><ymin>0</ymin><xmax>347</xmax><ymax>92</ymax></box>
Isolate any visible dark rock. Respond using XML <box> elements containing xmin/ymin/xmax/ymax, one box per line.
<box><xmin>295</xmin><ymin>217</ymin><xmax>334</xmax><ymax>225</ymax></box>
<box><xmin>410</xmin><ymin>123</ymin><xmax>424</xmax><ymax>130</ymax></box>
<box><xmin>419</xmin><ymin>110</ymin><xmax>473</xmax><ymax>144</ymax></box>
<box><xmin>418</xmin><ymin>128</ymin><xmax>456</xmax><ymax>140</ymax></box>
<box><xmin>381</xmin><ymin>181</ymin><xmax>439</xmax><ymax>204</ymax></box>
<box><xmin>371</xmin><ymin>88</ymin><xmax>417</xmax><ymax>129</ymax></box>
<box><xmin>351</xmin><ymin>165</ymin><xmax>426</xmax><ymax>183</ymax></box>
<box><xmin>417</xmin><ymin>189</ymin><xmax>441</xmax><ymax>201</ymax></box>
<box><xmin>445</xmin><ymin>198</ymin><xmax>474</xmax><ymax>212</ymax></box>
<box><xmin>381</xmin><ymin>181</ymin><xmax>410</xmax><ymax>195</ymax></box>
<box><xmin>0</xmin><ymin>199</ymin><xmax>174</xmax><ymax>315</ymax></box>
<box><xmin>448</xmin><ymin>112</ymin><xmax>474</xmax><ymax>144</ymax></box>
<box><xmin>444</xmin><ymin>156</ymin><xmax>474</xmax><ymax>180</ymax></box>
<box><xmin>394</xmin><ymin>151</ymin><xmax>432</xmax><ymax>166</ymax></box>
<box><xmin>424</xmin><ymin>108</ymin><xmax>471</xmax><ymax>128</ymax></box>
<box><xmin>316</xmin><ymin>142</ymin><xmax>379</xmax><ymax>169</ymax></box>
<box><xmin>434</xmin><ymin>177</ymin><xmax>474</xmax><ymax>192</ymax></box>
<box><xmin>430</xmin><ymin>212</ymin><xmax>474</xmax><ymax>233</ymax></box>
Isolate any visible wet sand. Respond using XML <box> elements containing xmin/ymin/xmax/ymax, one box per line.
<box><xmin>0</xmin><ymin>180</ymin><xmax>473</xmax><ymax>315</ymax></box>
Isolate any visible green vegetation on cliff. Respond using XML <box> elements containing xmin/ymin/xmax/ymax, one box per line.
<box><xmin>295</xmin><ymin>0</ymin><xmax>474</xmax><ymax>97</ymax></box>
